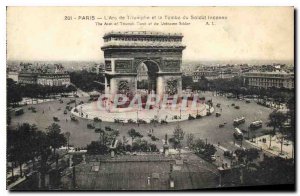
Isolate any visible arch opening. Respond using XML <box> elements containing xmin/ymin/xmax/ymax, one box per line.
<box><xmin>136</xmin><ymin>60</ymin><xmax>160</xmax><ymax>94</ymax></box>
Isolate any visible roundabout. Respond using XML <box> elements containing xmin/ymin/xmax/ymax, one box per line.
<box><xmin>71</xmin><ymin>99</ymin><xmax>213</xmax><ymax>123</ymax></box>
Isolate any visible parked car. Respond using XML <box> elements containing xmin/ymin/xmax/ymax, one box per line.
<box><xmin>71</xmin><ymin>116</ymin><xmax>78</xmax><ymax>122</ymax></box>
<box><xmin>216</xmin><ymin>112</ymin><xmax>221</xmax><ymax>117</ymax></box>
<box><xmin>161</xmin><ymin>120</ymin><xmax>168</xmax><ymax>124</ymax></box>
<box><xmin>216</xmin><ymin>103</ymin><xmax>221</xmax><ymax>108</ymax></box>
<box><xmin>127</xmin><ymin>119</ymin><xmax>136</xmax><ymax>124</ymax></box>
<box><xmin>15</xmin><ymin>108</ymin><xmax>24</xmax><ymax>116</ymax></box>
<box><xmin>210</xmin><ymin>155</ymin><xmax>216</xmax><ymax>161</ymax></box>
<box><xmin>233</xmin><ymin>117</ymin><xmax>245</xmax><ymax>126</ymax></box>
<box><xmin>249</xmin><ymin>120</ymin><xmax>263</xmax><ymax>129</ymax></box>
<box><xmin>64</xmin><ymin>110</ymin><xmax>68</xmax><ymax>114</ymax></box>
<box><xmin>53</xmin><ymin>117</ymin><xmax>60</xmax><ymax>122</ymax></box>
<box><xmin>137</xmin><ymin>119</ymin><xmax>147</xmax><ymax>124</ymax></box>
<box><xmin>233</xmin><ymin>128</ymin><xmax>243</xmax><ymax>140</ymax></box>
<box><xmin>234</xmin><ymin>106</ymin><xmax>240</xmax><ymax>109</ymax></box>
<box><xmin>87</xmin><ymin>123</ymin><xmax>95</xmax><ymax>129</ymax></box>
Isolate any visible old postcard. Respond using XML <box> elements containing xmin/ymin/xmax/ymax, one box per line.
<box><xmin>6</xmin><ymin>7</ymin><xmax>295</xmax><ymax>191</ymax></box>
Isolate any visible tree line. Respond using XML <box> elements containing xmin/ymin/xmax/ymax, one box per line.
<box><xmin>7</xmin><ymin>123</ymin><xmax>67</xmax><ymax>188</ymax></box>
<box><xmin>7</xmin><ymin>78</ymin><xmax>77</xmax><ymax>107</ymax></box>
<box><xmin>69</xmin><ymin>70</ymin><xmax>104</xmax><ymax>92</ymax></box>
<box><xmin>182</xmin><ymin>75</ymin><xmax>294</xmax><ymax>104</ymax></box>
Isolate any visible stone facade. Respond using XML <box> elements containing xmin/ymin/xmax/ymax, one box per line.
<box><xmin>101</xmin><ymin>31</ymin><xmax>185</xmax><ymax>98</ymax></box>
<box><xmin>243</xmin><ymin>71</ymin><xmax>294</xmax><ymax>89</ymax></box>
<box><xmin>19</xmin><ymin>72</ymin><xmax>70</xmax><ymax>86</ymax></box>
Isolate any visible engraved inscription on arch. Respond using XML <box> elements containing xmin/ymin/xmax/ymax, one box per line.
<box><xmin>162</xmin><ymin>60</ymin><xmax>180</xmax><ymax>72</ymax></box>
<box><xmin>115</xmin><ymin>60</ymin><xmax>133</xmax><ymax>73</ymax></box>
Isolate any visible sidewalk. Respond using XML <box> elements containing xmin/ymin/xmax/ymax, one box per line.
<box><xmin>245</xmin><ymin>134</ymin><xmax>293</xmax><ymax>159</ymax></box>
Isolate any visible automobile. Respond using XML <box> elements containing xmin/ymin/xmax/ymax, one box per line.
<box><xmin>127</xmin><ymin>119</ymin><xmax>136</xmax><ymax>124</ymax></box>
<box><xmin>15</xmin><ymin>108</ymin><xmax>24</xmax><ymax>116</ymax></box>
<box><xmin>216</xmin><ymin>112</ymin><xmax>221</xmax><ymax>117</ymax></box>
<box><xmin>87</xmin><ymin>123</ymin><xmax>95</xmax><ymax>129</ymax></box>
<box><xmin>210</xmin><ymin>155</ymin><xmax>216</xmax><ymax>161</ymax></box>
<box><xmin>245</xmin><ymin>100</ymin><xmax>251</xmax><ymax>103</ymax></box>
<box><xmin>231</xmin><ymin>103</ymin><xmax>235</xmax><ymax>106</ymax></box>
<box><xmin>216</xmin><ymin>103</ymin><xmax>221</xmax><ymax>108</ymax></box>
<box><xmin>137</xmin><ymin>119</ymin><xmax>147</xmax><ymax>124</ymax></box>
<box><xmin>114</xmin><ymin>118</ymin><xmax>120</xmax><ymax>123</ymax></box>
<box><xmin>227</xmin><ymin>94</ymin><xmax>236</xmax><ymax>99</ymax></box>
<box><xmin>234</xmin><ymin>106</ymin><xmax>240</xmax><ymax>109</ymax></box>
<box><xmin>233</xmin><ymin>128</ymin><xmax>243</xmax><ymax>140</ymax></box>
<box><xmin>249</xmin><ymin>120</ymin><xmax>263</xmax><ymax>129</ymax></box>
<box><xmin>219</xmin><ymin>124</ymin><xmax>225</xmax><ymax>128</ymax></box>
<box><xmin>59</xmin><ymin>99</ymin><xmax>64</xmax><ymax>104</ymax></box>
<box><xmin>161</xmin><ymin>120</ymin><xmax>168</xmax><ymax>124</ymax></box>
<box><xmin>53</xmin><ymin>117</ymin><xmax>60</xmax><ymax>122</ymax></box>
<box><xmin>233</xmin><ymin>117</ymin><xmax>245</xmax><ymax>126</ymax></box>
<box><xmin>71</xmin><ymin>116</ymin><xmax>78</xmax><ymax>122</ymax></box>
<box><xmin>64</xmin><ymin>110</ymin><xmax>68</xmax><ymax>114</ymax></box>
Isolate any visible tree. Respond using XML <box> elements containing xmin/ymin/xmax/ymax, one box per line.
<box><xmin>86</xmin><ymin>141</ymin><xmax>108</xmax><ymax>155</ymax></box>
<box><xmin>266</xmin><ymin>111</ymin><xmax>287</xmax><ymax>149</ymax></box>
<box><xmin>7</xmin><ymin>78</ymin><xmax>22</xmax><ymax>106</ymax></box>
<box><xmin>46</xmin><ymin>123</ymin><xmax>67</xmax><ymax>157</ymax></box>
<box><xmin>286</xmin><ymin>96</ymin><xmax>295</xmax><ymax>159</ymax></box>
<box><xmin>95</xmin><ymin>128</ymin><xmax>105</xmax><ymax>145</ymax></box>
<box><xmin>245</xmin><ymin>148</ymin><xmax>259</xmax><ymax>165</ymax></box>
<box><xmin>7</xmin><ymin>123</ymin><xmax>37</xmax><ymax>177</ymax></box>
<box><xmin>244</xmin><ymin>156</ymin><xmax>294</xmax><ymax>186</ymax></box>
<box><xmin>35</xmin><ymin>130</ymin><xmax>52</xmax><ymax>189</ymax></box>
<box><xmin>127</xmin><ymin>129</ymin><xmax>143</xmax><ymax>143</ymax></box>
<box><xmin>172</xmin><ymin>124</ymin><xmax>185</xmax><ymax>150</ymax></box>
<box><xmin>192</xmin><ymin>138</ymin><xmax>206</xmax><ymax>153</ymax></box>
<box><xmin>235</xmin><ymin>148</ymin><xmax>259</xmax><ymax>168</ymax></box>
<box><xmin>186</xmin><ymin>133</ymin><xmax>195</xmax><ymax>149</ymax></box>
<box><xmin>190</xmin><ymin>138</ymin><xmax>216</xmax><ymax>160</ymax></box>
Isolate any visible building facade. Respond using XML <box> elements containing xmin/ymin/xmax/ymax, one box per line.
<box><xmin>18</xmin><ymin>64</ymin><xmax>70</xmax><ymax>86</ymax></box>
<box><xmin>7</xmin><ymin>71</ymin><xmax>19</xmax><ymax>82</ymax></box>
<box><xmin>243</xmin><ymin>71</ymin><xmax>294</xmax><ymax>89</ymax></box>
<box><xmin>37</xmin><ymin>73</ymin><xmax>71</xmax><ymax>86</ymax></box>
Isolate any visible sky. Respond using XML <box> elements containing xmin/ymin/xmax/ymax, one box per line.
<box><xmin>7</xmin><ymin>7</ymin><xmax>294</xmax><ymax>63</ymax></box>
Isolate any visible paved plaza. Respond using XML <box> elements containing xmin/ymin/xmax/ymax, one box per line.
<box><xmin>10</xmin><ymin>91</ymin><xmax>274</xmax><ymax>153</ymax></box>
<box><xmin>71</xmin><ymin>99</ymin><xmax>209</xmax><ymax>123</ymax></box>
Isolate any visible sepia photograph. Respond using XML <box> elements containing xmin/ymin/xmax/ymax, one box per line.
<box><xmin>6</xmin><ymin>6</ymin><xmax>295</xmax><ymax>191</ymax></box>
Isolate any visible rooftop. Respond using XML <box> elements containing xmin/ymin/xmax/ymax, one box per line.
<box><xmin>61</xmin><ymin>154</ymin><xmax>218</xmax><ymax>190</ymax></box>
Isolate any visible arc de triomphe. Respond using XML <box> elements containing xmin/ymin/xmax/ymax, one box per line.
<box><xmin>101</xmin><ymin>31</ymin><xmax>186</xmax><ymax>98</ymax></box>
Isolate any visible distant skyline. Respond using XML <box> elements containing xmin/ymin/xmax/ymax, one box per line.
<box><xmin>7</xmin><ymin>7</ymin><xmax>294</xmax><ymax>63</ymax></box>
